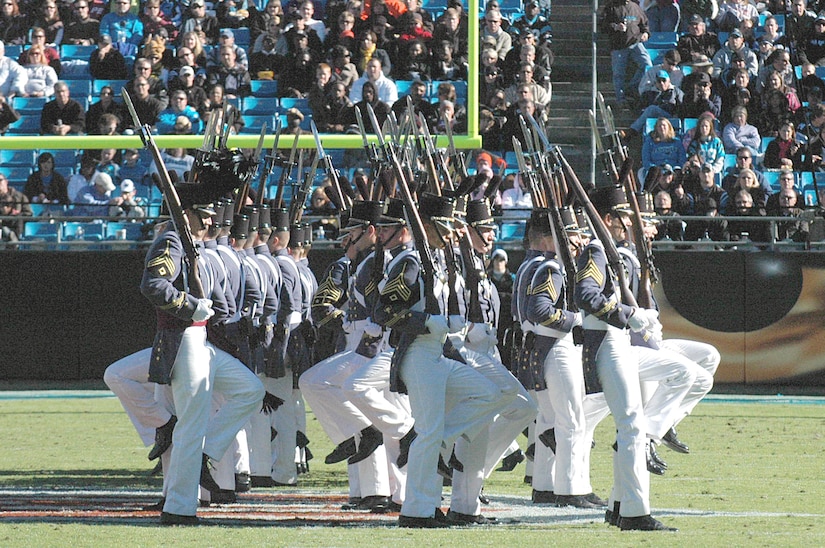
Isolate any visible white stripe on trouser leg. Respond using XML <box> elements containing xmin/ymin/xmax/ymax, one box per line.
<box><xmin>163</xmin><ymin>327</ymin><xmax>212</xmax><ymax>517</ymax></box>
<box><xmin>103</xmin><ymin>348</ymin><xmax>170</xmax><ymax>446</ymax></box>
<box><xmin>451</xmin><ymin>424</ymin><xmax>489</xmax><ymax>515</ymax></box>
<box><xmin>595</xmin><ymin>328</ymin><xmax>650</xmax><ymax>518</ymax></box>
<box><xmin>531</xmin><ymin>389</ymin><xmax>556</xmax><ymax>492</ymax></box>
<box><xmin>269</xmin><ymin>375</ymin><xmax>297</xmax><ymax>484</ymax></box>
<box><xmin>248</xmin><ymin>376</ymin><xmax>276</xmax><ymax>477</ymax></box>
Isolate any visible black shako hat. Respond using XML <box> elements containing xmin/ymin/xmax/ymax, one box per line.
<box><xmin>590</xmin><ymin>184</ymin><xmax>630</xmax><ymax>217</ymax></box>
<box><xmin>230</xmin><ymin>213</ymin><xmax>249</xmax><ymax>239</ymax></box>
<box><xmin>419</xmin><ymin>192</ymin><xmax>455</xmax><ymax>231</ymax></box>
<box><xmin>242</xmin><ymin>205</ymin><xmax>260</xmax><ymax>233</ymax></box>
<box><xmin>528</xmin><ymin>208</ymin><xmax>552</xmax><ymax>234</ymax></box>
<box><xmin>465</xmin><ymin>199</ymin><xmax>496</xmax><ymax>228</ymax></box>
<box><xmin>376</xmin><ymin>198</ymin><xmax>407</xmax><ymax>226</ymax></box>
<box><xmin>340</xmin><ymin>200</ymin><xmax>384</xmax><ymax>233</ymax></box>
<box><xmin>270</xmin><ymin>205</ymin><xmax>290</xmax><ymax>232</ymax></box>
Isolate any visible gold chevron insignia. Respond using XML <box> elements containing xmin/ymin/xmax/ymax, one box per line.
<box><xmin>312</xmin><ymin>275</ymin><xmax>344</xmax><ymax>306</ymax></box>
<box><xmin>381</xmin><ymin>264</ymin><xmax>412</xmax><ymax>302</ymax></box>
<box><xmin>147</xmin><ymin>242</ymin><xmax>176</xmax><ymax>278</ymax></box>
<box><xmin>575</xmin><ymin>255</ymin><xmax>604</xmax><ymax>286</ymax></box>
<box><xmin>540</xmin><ymin>309</ymin><xmax>563</xmax><ymax>327</ymax></box>
<box><xmin>529</xmin><ymin>271</ymin><xmax>558</xmax><ymax>302</ymax></box>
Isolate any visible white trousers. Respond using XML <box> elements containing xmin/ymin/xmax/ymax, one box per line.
<box><xmin>164</xmin><ymin>327</ymin><xmax>264</xmax><ymax>516</ymax></box>
<box><xmin>596</xmin><ymin>327</ymin><xmax>649</xmax><ymax>518</ymax></box>
<box><xmin>637</xmin><ymin>344</ymin><xmax>699</xmax><ymax>441</ymax></box>
<box><xmin>663</xmin><ymin>339</ymin><xmax>718</xmax><ymax>424</ymax></box>
<box><xmin>399</xmin><ymin>333</ymin><xmax>502</xmax><ymax>518</ymax></box>
<box><xmin>103</xmin><ymin>348</ymin><xmax>171</xmax><ymax>446</ymax></box>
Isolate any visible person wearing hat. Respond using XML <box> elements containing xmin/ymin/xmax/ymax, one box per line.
<box><xmin>574</xmin><ymin>185</ymin><xmax>676</xmax><ymax>532</ymax></box>
<box><xmin>512</xmin><ymin>1</ymin><xmax>550</xmax><ymax>35</ymax></box>
<box><xmin>73</xmin><ymin>171</ymin><xmax>116</xmax><ymax>216</ymax></box>
<box><xmin>179</xmin><ymin>1</ymin><xmax>220</xmax><ymax>45</ymax></box>
<box><xmin>677</xmin><ymin>71</ymin><xmax>721</xmax><ymax>119</ymax></box>
<box><xmin>205</xmin><ymin>27</ymin><xmax>250</xmax><ymax>70</ymax></box>
<box><xmin>621</xmin><ymin>70</ymin><xmax>685</xmax><ymax>143</ymax></box>
<box><xmin>713</xmin><ymin>0</ymin><xmax>758</xmax><ymax>33</ymax></box>
<box><xmin>108</xmin><ymin>178</ymin><xmax>146</xmax><ymax>219</ymax></box>
<box><xmin>639</xmin><ymin>49</ymin><xmax>683</xmax><ymax>95</ymax></box>
<box><xmin>756</xmin><ymin>46</ymin><xmax>796</xmax><ymax>95</ymax></box>
<box><xmin>693</xmin><ymin>160</ymin><xmax>730</xmax><ymax>212</ymax></box>
<box><xmin>599</xmin><ymin>0</ymin><xmax>652</xmax><ymax>108</ymax></box>
<box><xmin>301</xmin><ymin>200</ymin><xmax>399</xmax><ymax>511</ymax></box>
<box><xmin>372</xmin><ymin>194</ymin><xmax>502</xmax><ymax>528</ymax></box>
<box><xmin>89</xmin><ymin>33</ymin><xmax>129</xmax><ymax>80</ymax></box>
<box><xmin>711</xmin><ymin>27</ymin><xmax>758</xmax><ymax>80</ymax></box>
<box><xmin>168</xmin><ymin>64</ymin><xmax>209</xmax><ymax>114</ymax></box>
<box><xmin>139</xmin><ymin>179</ymin><xmax>264</xmax><ymax>525</ymax></box>
<box><xmin>676</xmin><ymin>14</ymin><xmax>720</xmax><ymax>63</ymax></box>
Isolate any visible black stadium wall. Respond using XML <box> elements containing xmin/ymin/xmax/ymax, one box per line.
<box><xmin>2</xmin><ymin>249</ymin><xmax>825</xmax><ymax>386</ymax></box>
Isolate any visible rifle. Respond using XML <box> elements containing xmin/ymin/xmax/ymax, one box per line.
<box><xmin>367</xmin><ymin>103</ymin><xmax>440</xmax><ymax>315</ymax></box>
<box><xmin>190</xmin><ymin>109</ymin><xmax>221</xmax><ymax>184</ymax></box>
<box><xmin>123</xmin><ymin>88</ymin><xmax>204</xmax><ymax>299</ymax></box>
<box><xmin>272</xmin><ymin>132</ymin><xmax>300</xmax><ymax>209</ymax></box>
<box><xmin>618</xmin><ymin>158</ymin><xmax>659</xmax><ymax>309</ymax></box>
<box><xmin>311</xmin><ymin>119</ymin><xmax>351</xmax><ymax>212</ymax></box>
<box><xmin>290</xmin><ymin>148</ymin><xmax>320</xmax><ymax>227</ymax></box>
<box><xmin>253</xmin><ymin>125</ymin><xmax>278</xmax><ymax>206</ymax></box>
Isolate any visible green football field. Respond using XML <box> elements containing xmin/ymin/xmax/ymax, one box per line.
<box><xmin>0</xmin><ymin>391</ymin><xmax>823</xmax><ymax>547</ymax></box>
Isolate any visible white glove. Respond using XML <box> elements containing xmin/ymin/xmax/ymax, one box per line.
<box><xmin>447</xmin><ymin>315</ymin><xmax>465</xmax><ymax>334</ymax></box>
<box><xmin>465</xmin><ymin>323</ymin><xmax>488</xmax><ymax>344</ymax></box>
<box><xmin>363</xmin><ymin>321</ymin><xmax>383</xmax><ymax>338</ymax></box>
<box><xmin>192</xmin><ymin>298</ymin><xmax>215</xmax><ymax>322</ymax></box>
<box><xmin>425</xmin><ymin>314</ymin><xmax>449</xmax><ymax>336</ymax></box>
<box><xmin>628</xmin><ymin>308</ymin><xmax>659</xmax><ymax>333</ymax></box>
<box><xmin>647</xmin><ymin>321</ymin><xmax>663</xmax><ymax>346</ymax></box>
<box><xmin>572</xmin><ymin>311</ymin><xmax>584</xmax><ymax>327</ymax></box>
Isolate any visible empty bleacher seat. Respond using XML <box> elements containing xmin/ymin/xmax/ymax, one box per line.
<box><xmin>0</xmin><ymin>149</ymin><xmax>36</xmax><ymax>167</ymax></box>
<box><xmin>647</xmin><ymin>31</ymin><xmax>678</xmax><ymax>47</ymax></box>
<box><xmin>60</xmin><ymin>44</ymin><xmax>97</xmax><ymax>60</ymax></box>
<box><xmin>250</xmin><ymin>79</ymin><xmax>279</xmax><ymax>97</ymax></box>
<box><xmin>279</xmin><ymin>97</ymin><xmax>310</xmax><ymax>113</ymax></box>
<box><xmin>6</xmin><ymin>115</ymin><xmax>41</xmax><ymax>135</ymax></box>
<box><xmin>0</xmin><ymin>167</ymin><xmax>33</xmax><ymax>189</ymax></box>
<box><xmin>761</xmin><ymin>170</ymin><xmax>781</xmax><ymax>191</ymax></box>
<box><xmin>64</xmin><ymin>79</ymin><xmax>92</xmax><ymax>101</ymax></box>
<box><xmin>63</xmin><ymin>221</ymin><xmax>105</xmax><ymax>241</ymax></box>
<box><xmin>240</xmin><ymin>114</ymin><xmax>275</xmax><ymax>134</ymax></box>
<box><xmin>225</xmin><ymin>27</ymin><xmax>250</xmax><ymax>47</ymax></box>
<box><xmin>23</xmin><ymin>221</ymin><xmax>60</xmax><ymax>241</ymax></box>
<box><xmin>12</xmin><ymin>96</ymin><xmax>48</xmax><ymax>114</ymax></box>
<box><xmin>106</xmin><ymin>221</ymin><xmax>144</xmax><ymax>240</ymax></box>
<box><xmin>242</xmin><ymin>96</ymin><xmax>279</xmax><ymax>116</ymax></box>
<box><xmin>499</xmin><ymin>222</ymin><xmax>526</xmax><ymax>241</ymax></box>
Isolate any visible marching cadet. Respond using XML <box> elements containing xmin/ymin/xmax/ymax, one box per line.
<box><xmin>524</xmin><ymin>207</ymin><xmax>607</xmax><ymax>509</ymax></box>
<box><xmin>141</xmin><ymin>181</ymin><xmax>264</xmax><ymax>525</ymax></box>
<box><xmin>373</xmin><ymin>192</ymin><xmax>502</xmax><ymax>528</ymax></box>
<box><xmin>301</xmin><ymin>200</ymin><xmax>394</xmax><ymax>511</ymax></box>
<box><xmin>574</xmin><ymin>185</ymin><xmax>676</xmax><ymax>532</ymax></box>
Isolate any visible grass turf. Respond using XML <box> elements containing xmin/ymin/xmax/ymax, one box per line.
<box><xmin>0</xmin><ymin>395</ymin><xmax>823</xmax><ymax>546</ymax></box>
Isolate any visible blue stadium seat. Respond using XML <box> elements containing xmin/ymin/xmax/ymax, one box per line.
<box><xmin>106</xmin><ymin>221</ymin><xmax>144</xmax><ymax>240</ymax></box>
<box><xmin>279</xmin><ymin>97</ymin><xmax>310</xmax><ymax>113</ymax></box>
<box><xmin>240</xmin><ymin>114</ymin><xmax>275</xmax><ymax>134</ymax></box>
<box><xmin>63</xmin><ymin>221</ymin><xmax>105</xmax><ymax>241</ymax></box>
<box><xmin>39</xmin><ymin>150</ymin><xmax>79</xmax><ymax>172</ymax></box>
<box><xmin>647</xmin><ymin>31</ymin><xmax>678</xmax><ymax>47</ymax></box>
<box><xmin>395</xmin><ymin>80</ymin><xmax>415</xmax><ymax>97</ymax></box>
<box><xmin>250</xmin><ymin>79</ymin><xmax>279</xmax><ymax>97</ymax></box>
<box><xmin>0</xmin><ymin>167</ymin><xmax>32</xmax><ymax>189</ymax></box>
<box><xmin>499</xmin><ymin>222</ymin><xmax>525</xmax><ymax>241</ymax></box>
<box><xmin>242</xmin><ymin>96</ymin><xmax>279</xmax><ymax>116</ymax></box>
<box><xmin>225</xmin><ymin>27</ymin><xmax>250</xmax><ymax>47</ymax></box>
<box><xmin>645</xmin><ymin>117</ymin><xmax>681</xmax><ymax>135</ymax></box>
<box><xmin>0</xmin><ymin>149</ymin><xmax>36</xmax><ymax>167</ymax></box>
<box><xmin>60</xmin><ymin>44</ymin><xmax>97</xmax><ymax>60</ymax></box>
<box><xmin>64</xmin><ymin>79</ymin><xmax>92</xmax><ymax>101</ymax></box>
<box><xmin>12</xmin><ymin>96</ymin><xmax>48</xmax><ymax>114</ymax></box>
<box><xmin>4</xmin><ymin>44</ymin><xmax>22</xmax><ymax>58</ymax></box>
<box><xmin>23</xmin><ymin>221</ymin><xmax>60</xmax><ymax>241</ymax></box>
<box><xmin>7</xmin><ymin>113</ymin><xmax>41</xmax><ymax>135</ymax></box>
<box><xmin>761</xmin><ymin>170</ymin><xmax>781</xmax><ymax>192</ymax></box>
<box><xmin>93</xmin><ymin>79</ymin><xmax>129</xmax><ymax>97</ymax></box>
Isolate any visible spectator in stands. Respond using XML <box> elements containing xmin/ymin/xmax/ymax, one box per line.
<box><xmin>652</xmin><ymin>189</ymin><xmax>685</xmax><ymax>240</ymax></box>
<box><xmin>755</xmin><ymin>50</ymin><xmax>795</xmax><ymax>97</ymax></box>
<box><xmin>686</xmin><ymin>112</ymin><xmax>725</xmax><ymax>173</ymax></box>
<box><xmin>22</xmin><ymin>27</ymin><xmax>61</xmax><ymax>75</ymax></box>
<box><xmin>766</xmin><ymin>169</ymin><xmax>802</xmax><ymax>211</ymax></box>
<box><xmin>685</xmin><ymin>196</ymin><xmax>729</xmax><ymax>241</ymax></box>
<box><xmin>786</xmin><ymin>0</ymin><xmax>816</xmax><ymax>64</ymax></box>
<box><xmin>479</xmin><ymin>65</ymin><xmax>505</xmax><ymax>108</ymax></box>
<box><xmin>677</xmin><ymin>15</ymin><xmax>720</xmax><ymax>64</ymax></box>
<box><xmin>0</xmin><ymin>42</ymin><xmax>25</xmax><ymax>98</ymax></box>
<box><xmin>208</xmin><ymin>28</ymin><xmax>250</xmax><ymax>72</ymax></box>
<box><xmin>149</xmin><ymin>147</ymin><xmax>194</xmax><ymax>182</ymax></box>
<box><xmin>691</xmin><ymin>161</ymin><xmax>729</xmax><ymax>211</ymax></box>
<box><xmin>89</xmin><ymin>33</ymin><xmax>128</xmax><ymax>80</ymax></box>
<box><xmin>0</xmin><ymin>193</ymin><xmax>21</xmax><ymax>244</ymax></box>
<box><xmin>398</xmin><ymin>0</ymin><xmax>433</xmax><ymax>34</ymax></box>
<box><xmin>759</xmin><ymin>15</ymin><xmax>786</xmax><ymax>50</ymax></box>
<box><xmin>639</xmin><ymin>49</ymin><xmax>683</xmax><ymax>95</ymax></box>
<box><xmin>623</xmin><ymin>71</ymin><xmax>684</xmax><ymax>140</ymax></box>
<box><xmin>432</xmin><ymin>7</ymin><xmax>467</xmax><ymax>64</ymax></box>
<box><xmin>512</xmin><ymin>0</ymin><xmax>549</xmax><ymax>35</ymax></box>
<box><xmin>308</xmin><ymin>62</ymin><xmax>336</xmax><ymax>113</ymax></box>
<box><xmin>73</xmin><ymin>170</ymin><xmax>115</xmax><ymax>217</ymax></box>
<box><xmin>712</xmin><ymin>28</ymin><xmax>758</xmax><ymax>81</ymax></box>
<box><xmin>345</xmin><ymin>80</ymin><xmax>389</xmax><ymax>132</ymax></box>
<box><xmin>207</xmin><ymin>45</ymin><xmax>252</xmax><ymax>99</ymax></box>
<box><xmin>126</xmin><ymin>76</ymin><xmax>162</xmax><ymax>128</ymax></box>
<box><xmin>170</xmin><ymin>46</ymin><xmax>208</xmax><ymax>90</ymax></box>
<box><xmin>352</xmin><ymin>30</ymin><xmax>391</xmax><ymax>77</ymax></box>
<box><xmin>391</xmin><ymin>77</ymin><xmax>435</xmax><ymax>123</ymax></box>
<box><xmin>481</xmin><ymin>8</ymin><xmax>512</xmax><ymax>60</ymax></box>
<box><xmin>250</xmin><ymin>32</ymin><xmax>282</xmax><ymax>80</ymax></box>
<box><xmin>34</xmin><ymin>1</ymin><xmax>65</xmax><ymax>46</ymax></box>
<box><xmin>140</xmin><ymin>28</ymin><xmax>174</xmax><ymax>76</ymax></box>
<box><xmin>640</xmin><ymin>117</ymin><xmax>687</xmax><ymax>176</ymax></box>
<box><xmin>434</xmin><ymin>98</ymin><xmax>465</xmax><ymax>133</ymax></box>
<box><xmin>293</xmin><ymin>0</ymin><xmax>327</xmax><ymax>41</ymax></box>
<box><xmin>314</xmin><ymin>79</ymin><xmax>351</xmax><ymax>132</ymax></box>
<box><xmin>179</xmin><ymin>1</ymin><xmax>220</xmax><ymax>46</ymax></box>
<box><xmin>394</xmin><ymin>38</ymin><xmax>430</xmax><ymax>80</ymax></box>
<box><xmin>215</xmin><ymin>0</ymin><xmax>250</xmax><ymax>29</ymax></box>
<box><xmin>398</xmin><ymin>11</ymin><xmax>431</xmax><ymax>48</ymax></box>
<box><xmin>127</xmin><ymin>57</ymin><xmax>169</xmax><ymax>110</ymax></box>
<box><xmin>277</xmin><ymin>45</ymin><xmax>315</xmax><ymax>98</ymax></box>
<box><xmin>100</xmin><ymin>0</ymin><xmax>144</xmax><ymax>47</ymax></box>
<box><xmin>325</xmin><ymin>9</ymin><xmax>357</xmax><ymax>53</ymax></box>
<box><xmin>22</xmin><ymin>46</ymin><xmax>58</xmax><ymax>98</ymax></box>
<box><xmin>470</xmin><ymin>151</ymin><xmax>503</xmax><ymax>206</ymax></box>
<box><xmin>109</xmin><ymin>178</ymin><xmax>145</xmax><ymax>219</ymax></box>
<box><xmin>41</xmin><ymin>81</ymin><xmax>85</xmax><ymax>135</ymax></box>
<box><xmin>501</xmin><ymin>171</ymin><xmax>533</xmax><ymax>209</ymax></box>
<box><xmin>646</xmin><ymin>164</ymin><xmax>694</xmax><ymax>214</ymax></box>
<box><xmin>96</xmin><ymin>147</ymin><xmax>121</xmax><ymax>182</ymax></box>
<box><xmin>720</xmin><ymin>68</ymin><xmax>754</xmax><ymax>124</ymax></box>
<box><xmin>728</xmin><ymin>188</ymin><xmax>769</xmax><ymax>241</ymax></box>
<box><xmin>501</xmin><ymin>97</ymin><xmax>542</xmax><ymax>150</ymax></box>
<box><xmin>504</xmin><ymin>64</ymin><xmax>550</xmax><ymax>107</ymax></box>
<box><xmin>25</xmin><ymin>152</ymin><xmax>69</xmax><ymax>204</ymax></box>
<box><xmin>764</xmin><ymin>121</ymin><xmax>803</xmax><ymax>169</ymax></box>
<box><xmin>729</xmin><ymin>167</ymin><xmax>769</xmax><ymax>210</ymax></box>
<box><xmin>329</xmin><ymin>45</ymin><xmax>357</xmax><ymax>90</ymax></box>
<box><xmin>86</xmin><ymin>86</ymin><xmax>125</xmax><ymax>134</ymax></box>
<box><xmin>756</xmin><ymin>89</ymin><xmax>797</xmax><ymax>137</ymax></box>
<box><xmin>349</xmin><ymin>56</ymin><xmax>397</xmax><ymax>103</ymax></box>
<box><xmin>118</xmin><ymin>148</ymin><xmax>149</xmax><ymax>189</ymax></box>
<box><xmin>600</xmin><ymin>0</ymin><xmax>651</xmax><ymax>108</ymax></box>
<box><xmin>0</xmin><ymin>171</ymin><xmax>31</xmax><ymax>216</ymax></box>
<box><xmin>0</xmin><ymin>90</ymin><xmax>17</xmax><ymax>132</ymax></box>
<box><xmin>772</xmin><ymin>187</ymin><xmax>809</xmax><ymax>241</ymax></box>
<box><xmin>0</xmin><ymin>0</ymin><xmax>28</xmax><ymax>46</ymax></box>
<box><xmin>278</xmin><ymin>12</ymin><xmax>323</xmax><ymax>57</ymax></box>
<box><xmin>503</xmin><ymin>28</ymin><xmax>553</xmax><ymax>80</ymax></box>
<box><xmin>678</xmin><ymin>72</ymin><xmax>721</xmax><ymax>118</ymax></box>
<box><xmin>169</xmin><ymin>66</ymin><xmax>208</xmax><ymax>114</ymax></box>
<box><xmin>63</xmin><ymin>0</ymin><xmax>99</xmax><ymax>46</ymax></box>
<box><xmin>645</xmin><ymin>0</ymin><xmax>679</xmax><ymax>33</ymax></box>
<box><xmin>156</xmin><ymin>89</ymin><xmax>202</xmax><ymax>135</ymax></box>
<box><xmin>200</xmin><ymin>83</ymin><xmax>244</xmax><ymax>133</ymax></box>
<box><xmin>179</xmin><ymin>32</ymin><xmax>209</xmax><ymax>72</ymax></box>
<box><xmin>797</xmin><ymin>62</ymin><xmax>825</xmax><ymax>105</ymax></box>
<box><xmin>718</xmin><ymin>51</ymin><xmax>750</xmax><ymax>90</ymax></box>
<box><xmin>713</xmin><ymin>0</ymin><xmax>757</xmax><ymax>33</ymax></box>
<box><xmin>722</xmin><ymin>105</ymin><xmax>761</xmax><ymax>154</ymax></box>
<box><xmin>721</xmin><ymin>146</ymin><xmax>768</xmax><ymax>193</ymax></box>
<box><xmin>67</xmin><ymin>154</ymin><xmax>97</xmax><ymax>201</ymax></box>
<box><xmin>249</xmin><ymin>0</ymin><xmax>284</xmax><ymax>47</ymax></box>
